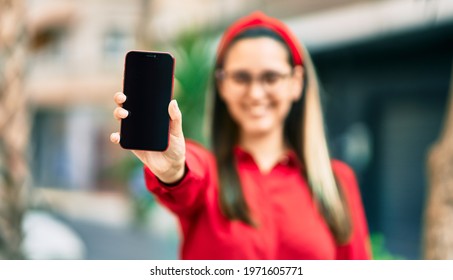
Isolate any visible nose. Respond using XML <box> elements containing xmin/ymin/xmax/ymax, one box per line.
<box><xmin>246</xmin><ymin>80</ymin><xmax>266</xmax><ymax>100</ymax></box>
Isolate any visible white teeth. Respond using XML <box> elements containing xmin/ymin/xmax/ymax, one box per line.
<box><xmin>248</xmin><ymin>106</ymin><xmax>268</xmax><ymax>117</ymax></box>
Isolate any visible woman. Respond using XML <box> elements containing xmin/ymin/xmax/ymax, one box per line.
<box><xmin>110</xmin><ymin>12</ymin><xmax>371</xmax><ymax>259</ymax></box>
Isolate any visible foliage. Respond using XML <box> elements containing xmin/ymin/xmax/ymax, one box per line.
<box><xmin>168</xmin><ymin>30</ymin><xmax>216</xmax><ymax>146</ymax></box>
<box><xmin>370</xmin><ymin>233</ymin><xmax>404</xmax><ymax>260</ymax></box>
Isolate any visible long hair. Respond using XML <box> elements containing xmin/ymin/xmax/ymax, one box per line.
<box><xmin>210</xmin><ymin>28</ymin><xmax>352</xmax><ymax>244</ymax></box>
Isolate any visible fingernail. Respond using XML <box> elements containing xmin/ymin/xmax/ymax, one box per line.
<box><xmin>174</xmin><ymin>100</ymin><xmax>179</xmax><ymax>111</ymax></box>
<box><xmin>121</xmin><ymin>108</ymin><xmax>129</xmax><ymax>117</ymax></box>
<box><xmin>110</xmin><ymin>133</ymin><xmax>118</xmax><ymax>143</ymax></box>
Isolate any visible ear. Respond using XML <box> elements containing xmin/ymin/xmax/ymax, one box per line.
<box><xmin>291</xmin><ymin>65</ymin><xmax>304</xmax><ymax>101</ymax></box>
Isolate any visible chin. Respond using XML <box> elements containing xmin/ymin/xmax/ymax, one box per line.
<box><xmin>240</xmin><ymin>121</ymin><xmax>274</xmax><ymax>136</ymax></box>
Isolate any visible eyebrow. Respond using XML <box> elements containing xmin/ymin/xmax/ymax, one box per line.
<box><xmin>224</xmin><ymin>68</ymin><xmax>291</xmax><ymax>74</ymax></box>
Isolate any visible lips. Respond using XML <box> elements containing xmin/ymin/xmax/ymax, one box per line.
<box><xmin>243</xmin><ymin>103</ymin><xmax>272</xmax><ymax>118</ymax></box>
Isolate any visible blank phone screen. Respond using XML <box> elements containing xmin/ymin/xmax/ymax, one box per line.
<box><xmin>120</xmin><ymin>51</ymin><xmax>174</xmax><ymax>151</ymax></box>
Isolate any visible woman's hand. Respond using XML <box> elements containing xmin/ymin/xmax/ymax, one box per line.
<box><xmin>110</xmin><ymin>92</ymin><xmax>186</xmax><ymax>184</ymax></box>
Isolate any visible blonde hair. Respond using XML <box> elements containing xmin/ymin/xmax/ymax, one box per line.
<box><xmin>302</xmin><ymin>46</ymin><xmax>352</xmax><ymax>244</ymax></box>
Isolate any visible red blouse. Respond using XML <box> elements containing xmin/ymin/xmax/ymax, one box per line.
<box><xmin>144</xmin><ymin>141</ymin><xmax>371</xmax><ymax>260</ymax></box>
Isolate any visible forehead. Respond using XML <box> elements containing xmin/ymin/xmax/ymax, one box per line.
<box><xmin>223</xmin><ymin>37</ymin><xmax>291</xmax><ymax>72</ymax></box>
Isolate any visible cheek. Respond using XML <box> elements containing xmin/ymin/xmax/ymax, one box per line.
<box><xmin>218</xmin><ymin>91</ymin><xmax>242</xmax><ymax>121</ymax></box>
<box><xmin>218</xmin><ymin>91</ymin><xmax>236</xmax><ymax>111</ymax></box>
<box><xmin>218</xmin><ymin>84</ymin><xmax>235</xmax><ymax>105</ymax></box>
<box><xmin>277</xmin><ymin>99</ymin><xmax>294</xmax><ymax>120</ymax></box>
<box><xmin>276</xmin><ymin>87</ymin><xmax>298</xmax><ymax>117</ymax></box>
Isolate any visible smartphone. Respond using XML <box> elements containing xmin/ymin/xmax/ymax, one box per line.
<box><xmin>120</xmin><ymin>51</ymin><xmax>175</xmax><ymax>151</ymax></box>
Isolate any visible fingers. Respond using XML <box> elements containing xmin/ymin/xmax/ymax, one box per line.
<box><xmin>111</xmin><ymin>93</ymin><xmax>125</xmax><ymax>145</ymax></box>
<box><xmin>113</xmin><ymin>107</ymin><xmax>129</xmax><ymax>120</ymax></box>
<box><xmin>114</xmin><ymin>92</ymin><xmax>127</xmax><ymax>106</ymax></box>
<box><xmin>110</xmin><ymin>132</ymin><xmax>120</xmax><ymax>144</ymax></box>
<box><xmin>113</xmin><ymin>92</ymin><xmax>128</xmax><ymax>121</ymax></box>
<box><xmin>168</xmin><ymin>99</ymin><xmax>183</xmax><ymax>138</ymax></box>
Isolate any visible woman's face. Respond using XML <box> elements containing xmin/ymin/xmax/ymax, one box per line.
<box><xmin>218</xmin><ymin>37</ymin><xmax>303</xmax><ymax>137</ymax></box>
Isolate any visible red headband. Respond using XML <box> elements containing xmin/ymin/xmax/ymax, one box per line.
<box><xmin>216</xmin><ymin>11</ymin><xmax>304</xmax><ymax>66</ymax></box>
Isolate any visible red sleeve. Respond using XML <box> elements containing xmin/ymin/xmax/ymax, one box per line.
<box><xmin>332</xmin><ymin>160</ymin><xmax>372</xmax><ymax>260</ymax></box>
<box><xmin>144</xmin><ymin>140</ymin><xmax>214</xmax><ymax>218</ymax></box>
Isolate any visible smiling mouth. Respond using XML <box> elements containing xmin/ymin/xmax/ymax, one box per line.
<box><xmin>245</xmin><ymin>104</ymin><xmax>272</xmax><ymax>118</ymax></box>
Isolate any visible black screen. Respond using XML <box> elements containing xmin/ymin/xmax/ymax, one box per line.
<box><xmin>120</xmin><ymin>51</ymin><xmax>174</xmax><ymax>151</ymax></box>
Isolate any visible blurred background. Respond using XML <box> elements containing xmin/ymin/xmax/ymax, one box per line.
<box><xmin>1</xmin><ymin>0</ymin><xmax>453</xmax><ymax>260</ymax></box>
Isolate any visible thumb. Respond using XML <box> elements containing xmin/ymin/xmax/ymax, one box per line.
<box><xmin>168</xmin><ymin>99</ymin><xmax>183</xmax><ymax>138</ymax></box>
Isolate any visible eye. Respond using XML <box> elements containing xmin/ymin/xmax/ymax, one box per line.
<box><xmin>231</xmin><ymin>72</ymin><xmax>251</xmax><ymax>84</ymax></box>
<box><xmin>262</xmin><ymin>72</ymin><xmax>280</xmax><ymax>85</ymax></box>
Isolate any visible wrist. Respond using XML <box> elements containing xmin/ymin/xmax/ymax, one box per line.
<box><xmin>156</xmin><ymin>160</ymin><xmax>186</xmax><ymax>184</ymax></box>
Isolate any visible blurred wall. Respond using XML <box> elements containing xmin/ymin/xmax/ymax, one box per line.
<box><xmin>27</xmin><ymin>0</ymin><xmax>137</xmax><ymax>189</ymax></box>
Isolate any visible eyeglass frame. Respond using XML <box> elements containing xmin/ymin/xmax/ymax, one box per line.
<box><xmin>215</xmin><ymin>68</ymin><xmax>295</xmax><ymax>92</ymax></box>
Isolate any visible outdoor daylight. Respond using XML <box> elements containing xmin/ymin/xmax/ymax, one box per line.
<box><xmin>1</xmin><ymin>0</ymin><xmax>453</xmax><ymax>263</ymax></box>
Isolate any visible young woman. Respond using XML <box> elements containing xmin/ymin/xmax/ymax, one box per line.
<box><xmin>110</xmin><ymin>12</ymin><xmax>371</xmax><ymax>260</ymax></box>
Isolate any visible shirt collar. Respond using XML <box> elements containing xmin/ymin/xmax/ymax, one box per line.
<box><xmin>233</xmin><ymin>145</ymin><xmax>300</xmax><ymax>168</ymax></box>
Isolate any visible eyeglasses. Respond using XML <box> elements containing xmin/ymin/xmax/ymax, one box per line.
<box><xmin>216</xmin><ymin>69</ymin><xmax>293</xmax><ymax>93</ymax></box>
